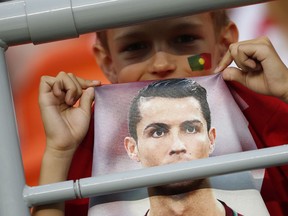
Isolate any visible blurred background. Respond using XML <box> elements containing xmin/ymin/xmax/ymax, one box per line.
<box><xmin>2</xmin><ymin>0</ymin><xmax>288</xmax><ymax>186</ymax></box>
<box><xmin>6</xmin><ymin>33</ymin><xmax>109</xmax><ymax>186</ymax></box>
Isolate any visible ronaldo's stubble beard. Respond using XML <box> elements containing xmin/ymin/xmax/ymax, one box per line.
<box><xmin>149</xmin><ymin>178</ymin><xmax>210</xmax><ymax>197</ymax></box>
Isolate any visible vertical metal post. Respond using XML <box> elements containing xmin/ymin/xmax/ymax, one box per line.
<box><xmin>0</xmin><ymin>46</ymin><xmax>30</xmax><ymax>216</ymax></box>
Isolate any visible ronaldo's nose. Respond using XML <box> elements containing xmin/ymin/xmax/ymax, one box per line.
<box><xmin>169</xmin><ymin>135</ymin><xmax>187</xmax><ymax>155</ymax></box>
<box><xmin>149</xmin><ymin>51</ymin><xmax>176</xmax><ymax>77</ymax></box>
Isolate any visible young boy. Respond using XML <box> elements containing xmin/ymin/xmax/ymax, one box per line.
<box><xmin>33</xmin><ymin>11</ymin><xmax>288</xmax><ymax>216</ymax></box>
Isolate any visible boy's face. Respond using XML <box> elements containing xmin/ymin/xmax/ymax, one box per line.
<box><xmin>95</xmin><ymin>13</ymin><xmax>238</xmax><ymax>83</ymax></box>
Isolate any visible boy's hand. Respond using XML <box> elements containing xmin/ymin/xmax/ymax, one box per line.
<box><xmin>39</xmin><ymin>72</ymin><xmax>101</xmax><ymax>158</ymax></box>
<box><xmin>33</xmin><ymin>72</ymin><xmax>100</xmax><ymax>216</ymax></box>
<box><xmin>216</xmin><ymin>37</ymin><xmax>288</xmax><ymax>103</ymax></box>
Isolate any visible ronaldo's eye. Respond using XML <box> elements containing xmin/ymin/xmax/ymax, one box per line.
<box><xmin>186</xmin><ymin>125</ymin><xmax>196</xmax><ymax>134</ymax></box>
<box><xmin>151</xmin><ymin>129</ymin><xmax>166</xmax><ymax>138</ymax></box>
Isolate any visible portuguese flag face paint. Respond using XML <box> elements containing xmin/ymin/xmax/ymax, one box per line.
<box><xmin>188</xmin><ymin>53</ymin><xmax>211</xmax><ymax>71</ymax></box>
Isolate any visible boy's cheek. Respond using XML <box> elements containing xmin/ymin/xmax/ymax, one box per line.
<box><xmin>117</xmin><ymin>65</ymin><xmax>144</xmax><ymax>82</ymax></box>
<box><xmin>116</xmin><ymin>55</ymin><xmax>217</xmax><ymax>82</ymax></box>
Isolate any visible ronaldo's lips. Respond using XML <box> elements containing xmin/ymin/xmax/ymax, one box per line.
<box><xmin>165</xmin><ymin>157</ymin><xmax>194</xmax><ymax>165</ymax></box>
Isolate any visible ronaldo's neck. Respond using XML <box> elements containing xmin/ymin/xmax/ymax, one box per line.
<box><xmin>147</xmin><ymin>179</ymin><xmax>225</xmax><ymax>216</ymax></box>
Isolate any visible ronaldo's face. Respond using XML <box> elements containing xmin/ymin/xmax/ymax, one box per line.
<box><xmin>135</xmin><ymin>96</ymin><xmax>214</xmax><ymax>168</ymax></box>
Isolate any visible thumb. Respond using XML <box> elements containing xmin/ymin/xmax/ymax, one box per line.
<box><xmin>222</xmin><ymin>67</ymin><xmax>246</xmax><ymax>86</ymax></box>
<box><xmin>79</xmin><ymin>87</ymin><xmax>95</xmax><ymax>114</ymax></box>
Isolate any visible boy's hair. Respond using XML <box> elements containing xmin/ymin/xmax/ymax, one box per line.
<box><xmin>96</xmin><ymin>10</ymin><xmax>230</xmax><ymax>51</ymax></box>
<box><xmin>211</xmin><ymin>10</ymin><xmax>230</xmax><ymax>35</ymax></box>
<box><xmin>128</xmin><ymin>78</ymin><xmax>211</xmax><ymax>141</ymax></box>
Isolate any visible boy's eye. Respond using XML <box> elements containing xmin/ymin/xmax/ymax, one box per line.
<box><xmin>123</xmin><ymin>42</ymin><xmax>148</xmax><ymax>52</ymax></box>
<box><xmin>171</xmin><ymin>34</ymin><xmax>200</xmax><ymax>55</ymax></box>
<box><xmin>174</xmin><ymin>35</ymin><xmax>196</xmax><ymax>44</ymax></box>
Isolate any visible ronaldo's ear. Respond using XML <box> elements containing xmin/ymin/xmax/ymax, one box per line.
<box><xmin>208</xmin><ymin>127</ymin><xmax>216</xmax><ymax>154</ymax></box>
<box><xmin>124</xmin><ymin>137</ymin><xmax>140</xmax><ymax>162</ymax></box>
<box><xmin>218</xmin><ymin>21</ymin><xmax>239</xmax><ymax>57</ymax></box>
<box><xmin>93</xmin><ymin>42</ymin><xmax>118</xmax><ymax>83</ymax></box>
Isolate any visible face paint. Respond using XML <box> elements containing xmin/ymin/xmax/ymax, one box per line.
<box><xmin>188</xmin><ymin>53</ymin><xmax>211</xmax><ymax>71</ymax></box>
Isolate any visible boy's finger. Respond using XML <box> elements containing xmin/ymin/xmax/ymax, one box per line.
<box><xmin>215</xmin><ymin>50</ymin><xmax>233</xmax><ymax>73</ymax></box>
<box><xmin>75</xmin><ymin>76</ymin><xmax>101</xmax><ymax>89</ymax></box>
<box><xmin>68</xmin><ymin>73</ymin><xmax>84</xmax><ymax>97</ymax></box>
<box><xmin>39</xmin><ymin>76</ymin><xmax>56</xmax><ymax>93</ymax></box>
<box><xmin>53</xmin><ymin>72</ymin><xmax>100</xmax><ymax>105</ymax></box>
<box><xmin>53</xmin><ymin>74</ymin><xmax>78</xmax><ymax>105</ymax></box>
<box><xmin>234</xmin><ymin>43</ymin><xmax>266</xmax><ymax>73</ymax></box>
<box><xmin>79</xmin><ymin>87</ymin><xmax>95</xmax><ymax>114</ymax></box>
<box><xmin>222</xmin><ymin>67</ymin><xmax>246</xmax><ymax>86</ymax></box>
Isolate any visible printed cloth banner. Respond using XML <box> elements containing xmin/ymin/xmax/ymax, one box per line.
<box><xmin>89</xmin><ymin>73</ymin><xmax>268</xmax><ymax>216</ymax></box>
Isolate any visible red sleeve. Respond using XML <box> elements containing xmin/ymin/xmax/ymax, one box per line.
<box><xmin>65</xmin><ymin>109</ymin><xmax>95</xmax><ymax>216</ymax></box>
<box><xmin>227</xmin><ymin>81</ymin><xmax>288</xmax><ymax>216</ymax></box>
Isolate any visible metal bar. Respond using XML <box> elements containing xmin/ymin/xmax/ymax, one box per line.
<box><xmin>71</xmin><ymin>0</ymin><xmax>271</xmax><ymax>34</ymax></box>
<box><xmin>23</xmin><ymin>181</ymin><xmax>76</xmax><ymax>207</ymax></box>
<box><xmin>0</xmin><ymin>0</ymin><xmax>272</xmax><ymax>46</ymax></box>
<box><xmin>24</xmin><ymin>145</ymin><xmax>288</xmax><ymax>206</ymax></box>
<box><xmin>0</xmin><ymin>47</ymin><xmax>30</xmax><ymax>216</ymax></box>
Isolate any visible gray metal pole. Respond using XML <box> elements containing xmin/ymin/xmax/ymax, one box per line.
<box><xmin>0</xmin><ymin>0</ymin><xmax>272</xmax><ymax>46</ymax></box>
<box><xmin>71</xmin><ymin>0</ymin><xmax>271</xmax><ymax>34</ymax></box>
<box><xmin>23</xmin><ymin>145</ymin><xmax>288</xmax><ymax>206</ymax></box>
<box><xmin>0</xmin><ymin>47</ymin><xmax>30</xmax><ymax>216</ymax></box>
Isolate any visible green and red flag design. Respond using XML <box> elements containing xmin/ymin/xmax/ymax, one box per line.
<box><xmin>188</xmin><ymin>53</ymin><xmax>211</xmax><ymax>71</ymax></box>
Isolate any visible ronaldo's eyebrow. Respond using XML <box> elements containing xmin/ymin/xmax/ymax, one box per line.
<box><xmin>180</xmin><ymin>120</ymin><xmax>203</xmax><ymax>129</ymax></box>
<box><xmin>144</xmin><ymin>123</ymin><xmax>170</xmax><ymax>131</ymax></box>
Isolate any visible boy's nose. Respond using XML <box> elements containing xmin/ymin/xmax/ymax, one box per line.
<box><xmin>149</xmin><ymin>51</ymin><xmax>176</xmax><ymax>77</ymax></box>
<box><xmin>169</xmin><ymin>135</ymin><xmax>187</xmax><ymax>155</ymax></box>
